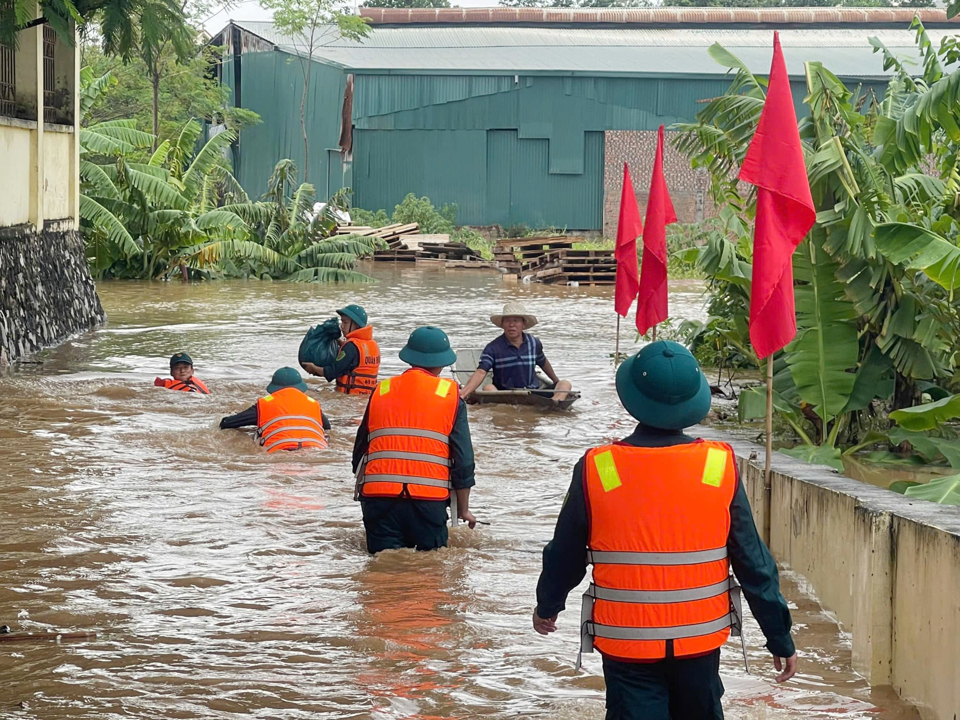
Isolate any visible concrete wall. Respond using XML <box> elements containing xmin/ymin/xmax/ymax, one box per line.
<box><xmin>42</xmin><ymin>127</ymin><xmax>74</xmax><ymax>221</ymax></box>
<box><xmin>1</xmin><ymin>13</ymin><xmax>97</xmax><ymax>365</ymax></box>
<box><xmin>0</xmin><ymin>121</ymin><xmax>35</xmax><ymax>226</ymax></box>
<box><xmin>1</xmin><ymin>16</ymin><xmax>79</xmax><ymax>232</ymax></box>
<box><xmin>721</xmin><ymin>438</ymin><xmax>960</xmax><ymax>720</ymax></box>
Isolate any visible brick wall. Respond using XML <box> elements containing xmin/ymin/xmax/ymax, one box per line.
<box><xmin>603</xmin><ymin>130</ymin><xmax>715</xmax><ymax>239</ymax></box>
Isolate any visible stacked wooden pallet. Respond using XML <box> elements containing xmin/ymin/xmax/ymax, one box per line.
<box><xmin>493</xmin><ymin>236</ymin><xmax>581</xmax><ymax>274</ymax></box>
<box><xmin>416</xmin><ymin>241</ymin><xmax>495</xmax><ymax>268</ymax></box>
<box><xmin>335</xmin><ymin>223</ymin><xmax>420</xmax><ymax>249</ymax></box>
<box><xmin>529</xmin><ymin>248</ymin><xmax>616</xmax><ymax>285</ymax></box>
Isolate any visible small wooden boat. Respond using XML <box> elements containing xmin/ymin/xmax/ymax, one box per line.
<box><xmin>450</xmin><ymin>349</ymin><xmax>580</xmax><ymax>410</ymax></box>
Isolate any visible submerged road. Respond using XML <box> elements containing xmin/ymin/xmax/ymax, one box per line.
<box><xmin>0</xmin><ymin>267</ymin><xmax>918</xmax><ymax>718</ymax></box>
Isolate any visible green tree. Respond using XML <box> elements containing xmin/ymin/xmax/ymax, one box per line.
<box><xmin>2</xmin><ymin>0</ymin><xmax>190</xmax><ymax>60</ymax></box>
<box><xmin>258</xmin><ymin>0</ymin><xmax>371</xmax><ymax>183</ymax></box>
<box><xmin>81</xmin><ymin>41</ymin><xmax>259</xmax><ymax>143</ymax></box>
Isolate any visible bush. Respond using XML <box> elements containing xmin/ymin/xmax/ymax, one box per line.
<box><xmin>391</xmin><ymin>194</ymin><xmax>457</xmax><ymax>234</ymax></box>
<box><xmin>351</xmin><ymin>207</ymin><xmax>390</xmax><ymax>228</ymax></box>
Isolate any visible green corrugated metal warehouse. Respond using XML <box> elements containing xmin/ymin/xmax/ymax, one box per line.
<box><xmin>210</xmin><ymin>8</ymin><xmax>953</xmax><ymax>231</ymax></box>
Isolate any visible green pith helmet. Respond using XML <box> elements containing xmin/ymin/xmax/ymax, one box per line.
<box><xmin>266</xmin><ymin>367</ymin><xmax>309</xmax><ymax>394</ymax></box>
<box><xmin>398</xmin><ymin>326</ymin><xmax>457</xmax><ymax>368</ymax></box>
<box><xmin>170</xmin><ymin>352</ymin><xmax>193</xmax><ymax>369</ymax></box>
<box><xmin>615</xmin><ymin>340</ymin><xmax>711</xmax><ymax>430</ymax></box>
<box><xmin>336</xmin><ymin>304</ymin><xmax>368</xmax><ymax>328</ymax></box>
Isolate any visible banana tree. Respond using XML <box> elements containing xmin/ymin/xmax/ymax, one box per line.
<box><xmin>675</xmin><ymin>24</ymin><xmax>960</xmax><ymax>452</ymax></box>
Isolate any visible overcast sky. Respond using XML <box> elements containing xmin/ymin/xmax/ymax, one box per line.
<box><xmin>202</xmin><ymin>0</ymin><xmax>497</xmax><ymax>34</ymax></box>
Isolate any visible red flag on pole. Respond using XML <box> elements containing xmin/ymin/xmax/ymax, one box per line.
<box><xmin>614</xmin><ymin>163</ymin><xmax>643</xmax><ymax>318</ymax></box>
<box><xmin>739</xmin><ymin>32</ymin><xmax>816</xmax><ymax>360</ymax></box>
<box><xmin>636</xmin><ymin>125</ymin><xmax>677</xmax><ymax>335</ymax></box>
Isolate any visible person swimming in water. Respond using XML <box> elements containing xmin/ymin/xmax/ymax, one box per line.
<box><xmin>154</xmin><ymin>352</ymin><xmax>210</xmax><ymax>394</ymax></box>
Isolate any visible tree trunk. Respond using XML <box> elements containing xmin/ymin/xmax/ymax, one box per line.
<box><xmin>152</xmin><ymin>71</ymin><xmax>160</xmax><ymax>151</ymax></box>
<box><xmin>180</xmin><ymin>262</ymin><xmax>189</xmax><ymax>282</ymax></box>
<box><xmin>893</xmin><ymin>373</ymin><xmax>919</xmax><ymax>412</ymax></box>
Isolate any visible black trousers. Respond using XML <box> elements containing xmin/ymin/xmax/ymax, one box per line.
<box><xmin>602</xmin><ymin>651</ymin><xmax>724</xmax><ymax>720</ymax></box>
<box><xmin>360</xmin><ymin>498</ymin><xmax>448</xmax><ymax>554</ymax></box>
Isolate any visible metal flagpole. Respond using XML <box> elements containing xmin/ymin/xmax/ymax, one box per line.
<box><xmin>652</xmin><ymin>325</ymin><xmax>658</xmax><ymax>342</ymax></box>
<box><xmin>763</xmin><ymin>355</ymin><xmax>774</xmax><ymax>542</ymax></box>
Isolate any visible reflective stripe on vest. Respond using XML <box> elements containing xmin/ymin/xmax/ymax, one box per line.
<box><xmin>367</xmin><ymin>427</ymin><xmax>450</xmax><ymax>444</ymax></box>
<box><xmin>579</xmin><ymin>441</ymin><xmax>740</xmax><ymax>667</ymax></box>
<box><xmin>586</xmin><ymin>577</ymin><xmax>732</xmax><ymax>604</ymax></box>
<box><xmin>257</xmin><ymin>414</ymin><xmax>325</xmax><ymax>438</ymax></box>
<box><xmin>360</xmin><ymin>474</ymin><xmax>452</xmax><ymax>490</ymax></box>
<box><xmin>365</xmin><ymin>450</ymin><xmax>451</xmax><ymax>467</ymax></box>
<box><xmin>586</xmin><ymin>547</ymin><xmax>728</xmax><ymax>566</ymax></box>
<box><xmin>264</xmin><ymin>437</ymin><xmax>327</xmax><ymax>452</ymax></box>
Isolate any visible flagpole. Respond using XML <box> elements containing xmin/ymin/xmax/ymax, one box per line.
<box><xmin>652</xmin><ymin>324</ymin><xmax>658</xmax><ymax>342</ymax></box>
<box><xmin>763</xmin><ymin>355</ymin><xmax>774</xmax><ymax>542</ymax></box>
<box><xmin>615</xmin><ymin>316</ymin><xmax>621</xmax><ymax>368</ymax></box>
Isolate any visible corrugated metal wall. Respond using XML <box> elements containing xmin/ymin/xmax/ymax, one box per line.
<box><xmin>230</xmin><ymin>55</ymin><xmax>887</xmax><ymax>229</ymax></box>
<box><xmin>227</xmin><ymin>51</ymin><xmax>348</xmax><ymax>198</ymax></box>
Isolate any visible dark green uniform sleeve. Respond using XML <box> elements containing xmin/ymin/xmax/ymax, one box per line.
<box><xmin>728</xmin><ymin>479</ymin><xmax>795</xmax><ymax>658</ymax></box>
<box><xmin>323</xmin><ymin>341</ymin><xmax>360</xmax><ymax>382</ymax></box>
<box><xmin>352</xmin><ymin>404</ymin><xmax>370</xmax><ymax>474</ymax></box>
<box><xmin>219</xmin><ymin>403</ymin><xmax>258</xmax><ymax>429</ymax></box>
<box><xmin>449</xmin><ymin>399</ymin><xmax>475</xmax><ymax>490</ymax></box>
<box><xmin>535</xmin><ymin>457</ymin><xmax>588</xmax><ymax>619</ymax></box>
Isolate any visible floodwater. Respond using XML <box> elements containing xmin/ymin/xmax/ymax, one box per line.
<box><xmin>0</xmin><ymin>266</ymin><xmax>919</xmax><ymax>719</ymax></box>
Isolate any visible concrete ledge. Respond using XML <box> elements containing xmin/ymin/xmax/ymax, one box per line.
<box><xmin>712</xmin><ymin>434</ymin><xmax>960</xmax><ymax>720</ymax></box>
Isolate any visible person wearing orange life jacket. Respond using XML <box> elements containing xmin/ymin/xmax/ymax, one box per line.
<box><xmin>154</xmin><ymin>352</ymin><xmax>210</xmax><ymax>394</ymax></box>
<box><xmin>533</xmin><ymin>341</ymin><xmax>797</xmax><ymax>720</ymax></box>
<box><xmin>353</xmin><ymin>326</ymin><xmax>477</xmax><ymax>553</ymax></box>
<box><xmin>301</xmin><ymin>304</ymin><xmax>380</xmax><ymax>395</ymax></box>
<box><xmin>219</xmin><ymin>367</ymin><xmax>330</xmax><ymax>453</ymax></box>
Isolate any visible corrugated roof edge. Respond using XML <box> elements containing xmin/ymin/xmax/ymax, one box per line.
<box><xmin>359</xmin><ymin>7</ymin><xmax>959</xmax><ymax>27</ymax></box>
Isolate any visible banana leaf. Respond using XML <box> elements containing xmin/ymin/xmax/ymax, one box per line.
<box><xmin>887</xmin><ymin>427</ymin><xmax>960</xmax><ymax>468</ymax></box>
<box><xmin>889</xmin><ymin>394</ymin><xmax>960</xmax><ymax>431</ymax></box>
<box><xmin>785</xmin><ymin>239</ymin><xmax>859</xmax><ymax>423</ymax></box>
<box><xmin>889</xmin><ymin>480</ymin><xmax>922</xmax><ymax>494</ymax></box>
<box><xmin>875</xmin><ymin>222</ymin><xmax>960</xmax><ymax>293</ymax></box>
<box><xmin>842</xmin><ymin>345</ymin><xmax>895</xmax><ymax>413</ymax></box>
<box><xmin>779</xmin><ymin>445</ymin><xmax>845</xmax><ymax>472</ymax></box>
<box><xmin>903</xmin><ymin>473</ymin><xmax>960</xmax><ymax>506</ymax></box>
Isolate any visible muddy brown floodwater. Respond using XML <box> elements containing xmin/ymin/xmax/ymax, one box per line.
<box><xmin>0</xmin><ymin>267</ymin><xmax>921</xmax><ymax>719</ymax></box>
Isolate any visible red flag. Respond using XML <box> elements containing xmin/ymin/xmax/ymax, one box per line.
<box><xmin>636</xmin><ymin>125</ymin><xmax>677</xmax><ymax>335</ymax></box>
<box><xmin>614</xmin><ymin>163</ymin><xmax>643</xmax><ymax>317</ymax></box>
<box><xmin>739</xmin><ymin>32</ymin><xmax>816</xmax><ymax>360</ymax></box>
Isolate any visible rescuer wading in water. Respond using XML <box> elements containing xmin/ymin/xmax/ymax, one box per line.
<box><xmin>220</xmin><ymin>367</ymin><xmax>330</xmax><ymax>453</ymax></box>
<box><xmin>353</xmin><ymin>326</ymin><xmax>477</xmax><ymax>553</ymax></box>
<box><xmin>301</xmin><ymin>304</ymin><xmax>381</xmax><ymax>395</ymax></box>
<box><xmin>533</xmin><ymin>340</ymin><xmax>797</xmax><ymax>720</ymax></box>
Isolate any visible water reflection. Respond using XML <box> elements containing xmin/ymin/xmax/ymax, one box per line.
<box><xmin>0</xmin><ymin>268</ymin><xmax>918</xmax><ymax>718</ymax></box>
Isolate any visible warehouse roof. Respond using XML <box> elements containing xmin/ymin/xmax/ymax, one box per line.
<box><xmin>360</xmin><ymin>6</ymin><xmax>958</xmax><ymax>27</ymax></box>
<box><xmin>226</xmin><ymin>12</ymin><xmax>949</xmax><ymax>78</ymax></box>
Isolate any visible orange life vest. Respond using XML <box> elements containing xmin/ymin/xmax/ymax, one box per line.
<box><xmin>157</xmin><ymin>377</ymin><xmax>210</xmax><ymax>394</ymax></box>
<box><xmin>255</xmin><ymin>387</ymin><xmax>327</xmax><ymax>454</ymax></box>
<box><xmin>336</xmin><ymin>326</ymin><xmax>381</xmax><ymax>396</ymax></box>
<box><xmin>358</xmin><ymin>368</ymin><xmax>459</xmax><ymax>501</ymax></box>
<box><xmin>578</xmin><ymin>440</ymin><xmax>742</xmax><ymax>666</ymax></box>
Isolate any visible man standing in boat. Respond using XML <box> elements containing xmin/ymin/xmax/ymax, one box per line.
<box><xmin>302</xmin><ymin>304</ymin><xmax>381</xmax><ymax>395</ymax></box>
<box><xmin>531</xmin><ymin>340</ymin><xmax>797</xmax><ymax>719</ymax></box>
<box><xmin>459</xmin><ymin>302</ymin><xmax>572</xmax><ymax>403</ymax></box>
<box><xmin>353</xmin><ymin>326</ymin><xmax>478</xmax><ymax>553</ymax></box>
